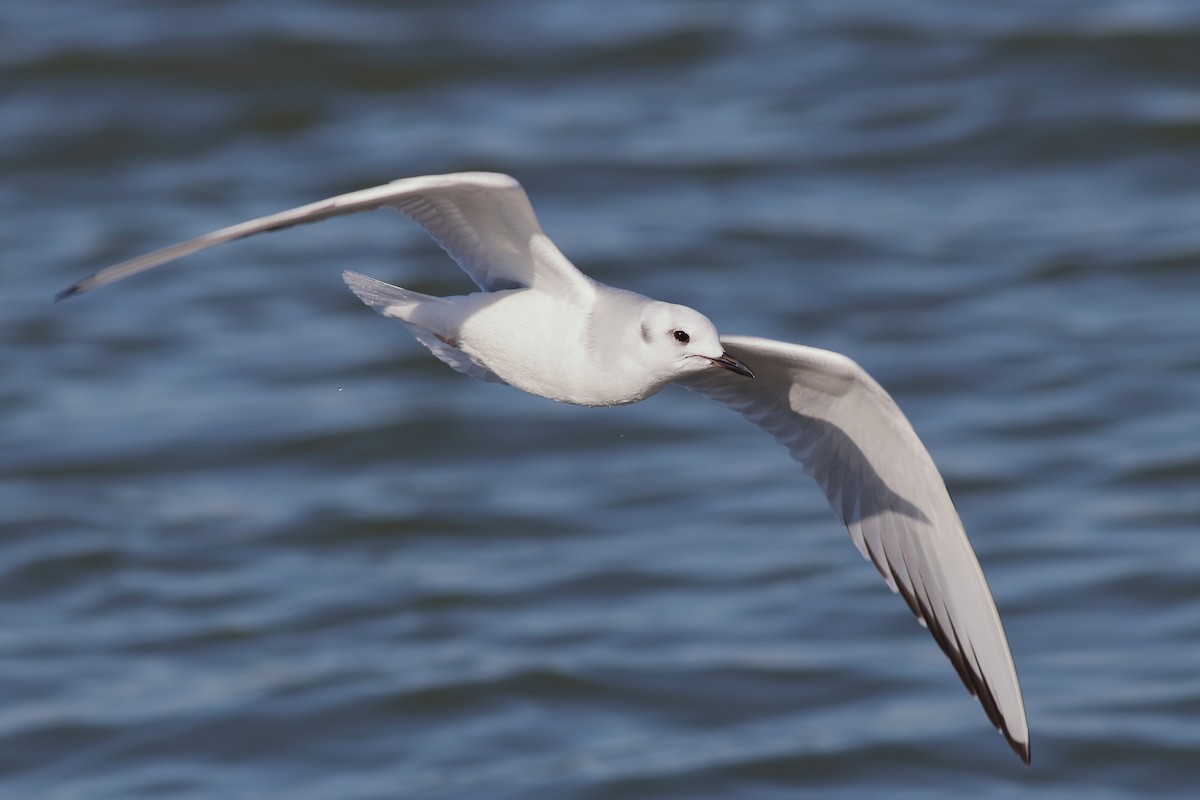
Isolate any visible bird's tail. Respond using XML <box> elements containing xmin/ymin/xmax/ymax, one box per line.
<box><xmin>342</xmin><ymin>270</ymin><xmax>439</xmax><ymax>318</ymax></box>
<box><xmin>341</xmin><ymin>270</ymin><xmax>506</xmax><ymax>386</ymax></box>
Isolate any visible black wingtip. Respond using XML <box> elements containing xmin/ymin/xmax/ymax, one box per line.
<box><xmin>54</xmin><ymin>284</ymin><xmax>81</xmax><ymax>302</ymax></box>
<box><xmin>1009</xmin><ymin>734</ymin><xmax>1032</xmax><ymax>766</ymax></box>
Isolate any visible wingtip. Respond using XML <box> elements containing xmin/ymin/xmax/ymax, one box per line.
<box><xmin>54</xmin><ymin>284</ymin><xmax>82</xmax><ymax>302</ymax></box>
<box><xmin>1004</xmin><ymin>729</ymin><xmax>1031</xmax><ymax>765</ymax></box>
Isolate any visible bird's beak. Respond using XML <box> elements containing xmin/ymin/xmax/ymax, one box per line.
<box><xmin>708</xmin><ymin>352</ymin><xmax>755</xmax><ymax>379</ymax></box>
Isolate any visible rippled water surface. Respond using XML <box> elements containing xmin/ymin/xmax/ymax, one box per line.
<box><xmin>5</xmin><ymin>1</ymin><xmax>1200</xmax><ymax>797</ymax></box>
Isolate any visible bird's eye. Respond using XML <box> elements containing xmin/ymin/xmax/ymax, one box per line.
<box><xmin>672</xmin><ymin>330</ymin><xmax>690</xmax><ymax>344</ymax></box>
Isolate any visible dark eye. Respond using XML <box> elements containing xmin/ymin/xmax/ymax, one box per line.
<box><xmin>672</xmin><ymin>330</ymin><xmax>690</xmax><ymax>344</ymax></box>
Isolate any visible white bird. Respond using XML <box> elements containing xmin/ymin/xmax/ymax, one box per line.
<box><xmin>58</xmin><ymin>172</ymin><xmax>1030</xmax><ymax>762</ymax></box>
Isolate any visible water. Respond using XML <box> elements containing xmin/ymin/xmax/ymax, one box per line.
<box><xmin>4</xmin><ymin>0</ymin><xmax>1200</xmax><ymax>797</ymax></box>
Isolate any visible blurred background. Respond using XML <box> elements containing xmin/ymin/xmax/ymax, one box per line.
<box><xmin>4</xmin><ymin>1</ymin><xmax>1200</xmax><ymax>797</ymax></box>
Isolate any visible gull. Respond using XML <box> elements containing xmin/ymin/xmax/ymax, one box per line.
<box><xmin>58</xmin><ymin>172</ymin><xmax>1030</xmax><ymax>762</ymax></box>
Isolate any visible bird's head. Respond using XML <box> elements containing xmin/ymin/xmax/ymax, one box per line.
<box><xmin>637</xmin><ymin>302</ymin><xmax>754</xmax><ymax>381</ymax></box>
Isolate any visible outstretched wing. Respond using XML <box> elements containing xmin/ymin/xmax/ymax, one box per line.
<box><xmin>57</xmin><ymin>172</ymin><xmax>595</xmax><ymax>305</ymax></box>
<box><xmin>679</xmin><ymin>334</ymin><xmax>1029</xmax><ymax>763</ymax></box>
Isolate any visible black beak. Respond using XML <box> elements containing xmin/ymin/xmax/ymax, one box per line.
<box><xmin>709</xmin><ymin>352</ymin><xmax>755</xmax><ymax>379</ymax></box>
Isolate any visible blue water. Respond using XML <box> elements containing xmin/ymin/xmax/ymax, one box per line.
<box><xmin>4</xmin><ymin>1</ymin><xmax>1200</xmax><ymax>797</ymax></box>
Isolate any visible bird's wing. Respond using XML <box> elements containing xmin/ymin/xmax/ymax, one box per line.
<box><xmin>678</xmin><ymin>334</ymin><xmax>1029</xmax><ymax>763</ymax></box>
<box><xmin>57</xmin><ymin>172</ymin><xmax>596</xmax><ymax>304</ymax></box>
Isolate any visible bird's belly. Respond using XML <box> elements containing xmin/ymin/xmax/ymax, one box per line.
<box><xmin>454</xmin><ymin>292</ymin><xmax>651</xmax><ymax>407</ymax></box>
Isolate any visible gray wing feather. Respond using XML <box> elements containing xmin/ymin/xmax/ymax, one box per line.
<box><xmin>679</xmin><ymin>334</ymin><xmax>1029</xmax><ymax>763</ymax></box>
<box><xmin>58</xmin><ymin>173</ymin><xmax>595</xmax><ymax>304</ymax></box>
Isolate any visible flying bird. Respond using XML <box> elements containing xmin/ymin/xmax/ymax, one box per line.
<box><xmin>58</xmin><ymin>172</ymin><xmax>1029</xmax><ymax>762</ymax></box>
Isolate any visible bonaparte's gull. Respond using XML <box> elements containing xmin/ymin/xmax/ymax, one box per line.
<box><xmin>58</xmin><ymin>172</ymin><xmax>1029</xmax><ymax>762</ymax></box>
